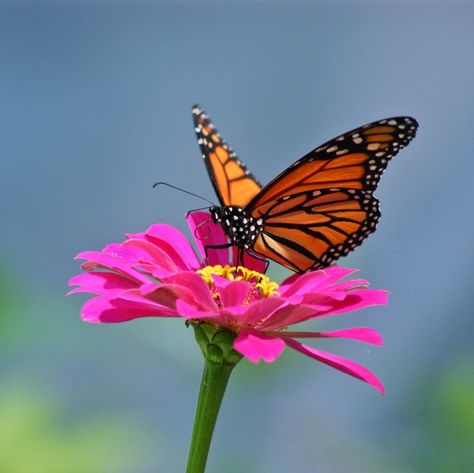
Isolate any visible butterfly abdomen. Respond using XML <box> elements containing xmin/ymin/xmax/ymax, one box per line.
<box><xmin>211</xmin><ymin>206</ymin><xmax>263</xmax><ymax>250</ymax></box>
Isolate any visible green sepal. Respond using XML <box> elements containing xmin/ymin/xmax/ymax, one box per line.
<box><xmin>192</xmin><ymin>323</ymin><xmax>242</xmax><ymax>367</ymax></box>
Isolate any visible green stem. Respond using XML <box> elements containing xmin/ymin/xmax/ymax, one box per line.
<box><xmin>185</xmin><ymin>324</ymin><xmax>241</xmax><ymax>473</ymax></box>
<box><xmin>185</xmin><ymin>358</ymin><xmax>235</xmax><ymax>473</ymax></box>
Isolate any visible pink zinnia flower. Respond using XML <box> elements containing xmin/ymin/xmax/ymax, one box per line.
<box><xmin>69</xmin><ymin>212</ymin><xmax>388</xmax><ymax>393</ymax></box>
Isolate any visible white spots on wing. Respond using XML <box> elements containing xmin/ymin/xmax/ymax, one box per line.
<box><xmin>387</xmin><ymin>119</ymin><xmax>398</xmax><ymax>126</ymax></box>
<box><xmin>326</xmin><ymin>145</ymin><xmax>338</xmax><ymax>153</ymax></box>
<box><xmin>353</xmin><ymin>137</ymin><xmax>363</xmax><ymax>144</ymax></box>
<box><xmin>336</xmin><ymin>149</ymin><xmax>348</xmax><ymax>155</ymax></box>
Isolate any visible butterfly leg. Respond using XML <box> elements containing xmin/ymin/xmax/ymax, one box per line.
<box><xmin>185</xmin><ymin>206</ymin><xmax>212</xmax><ymax>219</ymax></box>
<box><xmin>204</xmin><ymin>244</ymin><xmax>269</xmax><ymax>274</ymax></box>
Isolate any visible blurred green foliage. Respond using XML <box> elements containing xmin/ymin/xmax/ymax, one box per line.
<box><xmin>404</xmin><ymin>355</ymin><xmax>474</xmax><ymax>473</ymax></box>
<box><xmin>0</xmin><ymin>270</ymin><xmax>153</xmax><ymax>473</ymax></box>
<box><xmin>0</xmin><ymin>384</ymin><xmax>143</xmax><ymax>473</ymax></box>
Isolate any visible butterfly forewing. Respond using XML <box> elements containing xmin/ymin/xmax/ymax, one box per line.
<box><xmin>192</xmin><ymin>105</ymin><xmax>262</xmax><ymax>207</ymax></box>
<box><xmin>251</xmin><ymin>189</ymin><xmax>380</xmax><ymax>272</ymax></box>
<box><xmin>246</xmin><ymin>116</ymin><xmax>418</xmax><ymax>210</ymax></box>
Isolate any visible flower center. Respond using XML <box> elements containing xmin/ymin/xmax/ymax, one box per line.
<box><xmin>197</xmin><ymin>265</ymin><xmax>280</xmax><ymax>299</ymax></box>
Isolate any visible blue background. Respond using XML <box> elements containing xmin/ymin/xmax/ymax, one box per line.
<box><xmin>0</xmin><ymin>1</ymin><xmax>472</xmax><ymax>472</ymax></box>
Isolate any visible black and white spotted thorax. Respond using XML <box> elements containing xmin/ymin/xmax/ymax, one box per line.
<box><xmin>210</xmin><ymin>206</ymin><xmax>264</xmax><ymax>250</ymax></box>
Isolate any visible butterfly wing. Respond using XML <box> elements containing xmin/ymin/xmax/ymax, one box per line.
<box><xmin>192</xmin><ymin>105</ymin><xmax>262</xmax><ymax>207</ymax></box>
<box><xmin>246</xmin><ymin>116</ymin><xmax>418</xmax><ymax>210</ymax></box>
<box><xmin>246</xmin><ymin>116</ymin><xmax>418</xmax><ymax>272</ymax></box>
<box><xmin>251</xmin><ymin>188</ymin><xmax>380</xmax><ymax>272</ymax></box>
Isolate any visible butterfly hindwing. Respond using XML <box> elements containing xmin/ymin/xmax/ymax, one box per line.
<box><xmin>251</xmin><ymin>188</ymin><xmax>380</xmax><ymax>272</ymax></box>
<box><xmin>246</xmin><ymin>116</ymin><xmax>418</xmax><ymax>210</ymax></box>
<box><xmin>192</xmin><ymin>105</ymin><xmax>262</xmax><ymax>207</ymax></box>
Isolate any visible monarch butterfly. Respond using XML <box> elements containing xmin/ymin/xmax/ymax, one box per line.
<box><xmin>192</xmin><ymin>105</ymin><xmax>418</xmax><ymax>273</ymax></box>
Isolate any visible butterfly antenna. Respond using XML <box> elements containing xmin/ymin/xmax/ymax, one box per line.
<box><xmin>153</xmin><ymin>181</ymin><xmax>216</xmax><ymax>206</ymax></box>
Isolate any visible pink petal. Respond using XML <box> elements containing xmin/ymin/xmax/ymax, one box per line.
<box><xmin>232</xmin><ymin>247</ymin><xmax>268</xmax><ymax>273</ymax></box>
<box><xmin>140</xmin><ymin>279</ymin><xmax>219</xmax><ymax>320</ymax></box>
<box><xmin>101</xmin><ymin>242</ymin><xmax>149</xmax><ymax>262</ymax></box>
<box><xmin>266</xmin><ymin>290</ymin><xmax>389</xmax><ymax>328</ymax></box>
<box><xmin>75</xmin><ymin>251</ymin><xmax>150</xmax><ymax>284</ymax></box>
<box><xmin>81</xmin><ymin>295</ymin><xmax>177</xmax><ymax>323</ymax></box>
<box><xmin>311</xmin><ymin>289</ymin><xmax>389</xmax><ymax>318</ymax></box>
<box><xmin>174</xmin><ymin>300</ymin><xmax>222</xmax><ymax>320</ymax></box>
<box><xmin>240</xmin><ymin>297</ymin><xmax>287</xmax><ymax>327</ymax></box>
<box><xmin>121</xmin><ymin>239</ymin><xmax>183</xmax><ymax>277</ymax></box>
<box><xmin>186</xmin><ymin>211</ymin><xmax>230</xmax><ymax>266</ymax></box>
<box><xmin>256</xmin><ymin>303</ymin><xmax>320</xmax><ymax>331</ymax></box>
<box><xmin>161</xmin><ymin>271</ymin><xmax>217</xmax><ymax>311</ymax></box>
<box><xmin>128</xmin><ymin>223</ymin><xmax>200</xmax><ymax>270</ymax></box>
<box><xmin>212</xmin><ymin>296</ymin><xmax>286</xmax><ymax>329</ymax></box>
<box><xmin>285</xmin><ymin>338</ymin><xmax>384</xmax><ymax>394</ymax></box>
<box><xmin>269</xmin><ymin>327</ymin><xmax>383</xmax><ymax>345</ymax></box>
<box><xmin>217</xmin><ymin>279</ymin><xmax>252</xmax><ymax>310</ymax></box>
<box><xmin>67</xmin><ymin>272</ymin><xmax>138</xmax><ymax>296</ymax></box>
<box><xmin>234</xmin><ymin>329</ymin><xmax>286</xmax><ymax>363</ymax></box>
<box><xmin>279</xmin><ymin>266</ymin><xmax>358</xmax><ymax>298</ymax></box>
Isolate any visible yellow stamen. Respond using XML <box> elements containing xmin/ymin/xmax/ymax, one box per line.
<box><xmin>196</xmin><ymin>265</ymin><xmax>280</xmax><ymax>298</ymax></box>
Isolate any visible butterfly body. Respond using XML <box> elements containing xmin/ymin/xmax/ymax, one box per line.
<box><xmin>210</xmin><ymin>206</ymin><xmax>263</xmax><ymax>250</ymax></box>
<box><xmin>192</xmin><ymin>105</ymin><xmax>418</xmax><ymax>273</ymax></box>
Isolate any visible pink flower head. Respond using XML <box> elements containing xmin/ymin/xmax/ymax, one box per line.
<box><xmin>69</xmin><ymin>212</ymin><xmax>388</xmax><ymax>393</ymax></box>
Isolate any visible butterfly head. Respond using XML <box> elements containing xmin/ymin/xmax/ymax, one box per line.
<box><xmin>210</xmin><ymin>206</ymin><xmax>263</xmax><ymax>250</ymax></box>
